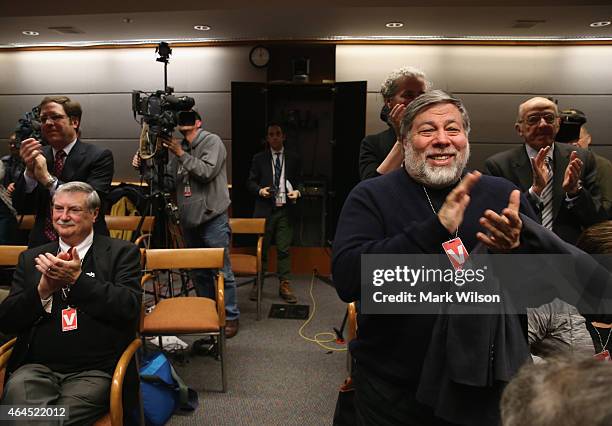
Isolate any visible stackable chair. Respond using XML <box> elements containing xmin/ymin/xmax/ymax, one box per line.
<box><xmin>17</xmin><ymin>214</ymin><xmax>35</xmax><ymax>231</ymax></box>
<box><xmin>105</xmin><ymin>215</ymin><xmax>155</xmax><ymax>248</ymax></box>
<box><xmin>140</xmin><ymin>247</ymin><xmax>227</xmax><ymax>391</ymax></box>
<box><xmin>0</xmin><ymin>245</ymin><xmax>28</xmax><ymax>296</ymax></box>
<box><xmin>0</xmin><ymin>338</ymin><xmax>142</xmax><ymax>426</ymax></box>
<box><xmin>229</xmin><ymin>218</ymin><xmax>266</xmax><ymax>320</ymax></box>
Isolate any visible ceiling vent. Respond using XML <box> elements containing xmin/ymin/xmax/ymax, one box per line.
<box><xmin>48</xmin><ymin>26</ymin><xmax>85</xmax><ymax>34</ymax></box>
<box><xmin>512</xmin><ymin>20</ymin><xmax>546</xmax><ymax>29</ymax></box>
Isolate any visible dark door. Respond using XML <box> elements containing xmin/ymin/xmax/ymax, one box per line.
<box><xmin>231</xmin><ymin>82</ymin><xmax>268</xmax><ymax>219</ymax></box>
<box><xmin>330</xmin><ymin>81</ymin><xmax>367</xmax><ymax>242</ymax></box>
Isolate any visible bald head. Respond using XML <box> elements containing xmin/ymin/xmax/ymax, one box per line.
<box><xmin>515</xmin><ymin>97</ymin><xmax>560</xmax><ymax>150</ymax></box>
<box><xmin>516</xmin><ymin>97</ymin><xmax>558</xmax><ymax>122</ymax></box>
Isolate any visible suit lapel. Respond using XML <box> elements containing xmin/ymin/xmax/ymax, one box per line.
<box><xmin>512</xmin><ymin>147</ymin><xmax>534</xmax><ymax>192</ymax></box>
<box><xmin>90</xmin><ymin>235</ymin><xmax>111</xmax><ymax>283</ymax></box>
<box><xmin>61</xmin><ymin>139</ymin><xmax>84</xmax><ymax>181</ymax></box>
<box><xmin>43</xmin><ymin>145</ymin><xmax>54</xmax><ymax>172</ymax></box>
<box><xmin>262</xmin><ymin>150</ymin><xmax>274</xmax><ymax>187</ymax></box>
<box><xmin>553</xmin><ymin>143</ymin><xmax>570</xmax><ymax>217</ymax></box>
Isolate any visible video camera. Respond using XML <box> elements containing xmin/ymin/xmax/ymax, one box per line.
<box><xmin>132</xmin><ymin>41</ymin><xmax>197</xmax><ymax>160</ymax></box>
<box><xmin>14</xmin><ymin>106</ymin><xmax>42</xmax><ymax>147</ymax></box>
<box><xmin>132</xmin><ymin>89</ymin><xmax>196</xmax><ymax>138</ymax></box>
<box><xmin>556</xmin><ymin>108</ymin><xmax>586</xmax><ymax>143</ymax></box>
<box><xmin>132</xmin><ymin>89</ymin><xmax>196</xmax><ymax>160</ymax></box>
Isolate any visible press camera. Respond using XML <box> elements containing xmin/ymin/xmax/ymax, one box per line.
<box><xmin>14</xmin><ymin>106</ymin><xmax>42</xmax><ymax>147</ymax></box>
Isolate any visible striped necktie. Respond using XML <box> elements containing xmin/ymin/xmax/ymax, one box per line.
<box><xmin>273</xmin><ymin>153</ymin><xmax>282</xmax><ymax>192</ymax></box>
<box><xmin>540</xmin><ymin>157</ymin><xmax>554</xmax><ymax>230</ymax></box>
<box><xmin>43</xmin><ymin>150</ymin><xmax>67</xmax><ymax>242</ymax></box>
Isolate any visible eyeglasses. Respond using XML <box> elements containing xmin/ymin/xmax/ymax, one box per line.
<box><xmin>40</xmin><ymin>114</ymin><xmax>67</xmax><ymax>123</ymax></box>
<box><xmin>521</xmin><ymin>113</ymin><xmax>557</xmax><ymax>126</ymax></box>
<box><xmin>53</xmin><ymin>205</ymin><xmax>86</xmax><ymax>216</ymax></box>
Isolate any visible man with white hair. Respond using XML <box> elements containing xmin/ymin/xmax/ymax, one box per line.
<box><xmin>333</xmin><ymin>90</ymin><xmax>539</xmax><ymax>425</ymax></box>
<box><xmin>359</xmin><ymin>66</ymin><xmax>431</xmax><ymax>180</ymax></box>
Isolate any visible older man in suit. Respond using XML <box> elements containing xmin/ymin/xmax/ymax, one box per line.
<box><xmin>485</xmin><ymin>97</ymin><xmax>605</xmax><ymax>244</ymax></box>
<box><xmin>246</xmin><ymin>123</ymin><xmax>303</xmax><ymax>303</ymax></box>
<box><xmin>13</xmin><ymin>96</ymin><xmax>114</xmax><ymax>248</ymax></box>
<box><xmin>0</xmin><ymin>181</ymin><xmax>141</xmax><ymax>425</ymax></box>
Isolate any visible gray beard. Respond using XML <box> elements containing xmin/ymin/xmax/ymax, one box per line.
<box><xmin>404</xmin><ymin>143</ymin><xmax>470</xmax><ymax>189</ymax></box>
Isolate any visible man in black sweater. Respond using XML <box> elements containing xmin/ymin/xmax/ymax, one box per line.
<box><xmin>333</xmin><ymin>91</ymin><xmax>539</xmax><ymax>426</ymax></box>
<box><xmin>0</xmin><ymin>181</ymin><xmax>141</xmax><ymax>425</ymax></box>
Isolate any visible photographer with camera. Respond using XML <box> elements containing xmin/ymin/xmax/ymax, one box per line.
<box><xmin>0</xmin><ymin>133</ymin><xmax>23</xmax><ymax>244</ymax></box>
<box><xmin>13</xmin><ymin>96</ymin><xmax>114</xmax><ymax>248</ymax></box>
<box><xmin>132</xmin><ymin>110</ymin><xmax>240</xmax><ymax>338</ymax></box>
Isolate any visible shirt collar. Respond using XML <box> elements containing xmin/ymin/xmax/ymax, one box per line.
<box><xmin>59</xmin><ymin>229</ymin><xmax>94</xmax><ymax>260</ymax></box>
<box><xmin>525</xmin><ymin>142</ymin><xmax>554</xmax><ymax>161</ymax></box>
<box><xmin>270</xmin><ymin>148</ymin><xmax>284</xmax><ymax>156</ymax></box>
<box><xmin>52</xmin><ymin>138</ymin><xmax>77</xmax><ymax>158</ymax></box>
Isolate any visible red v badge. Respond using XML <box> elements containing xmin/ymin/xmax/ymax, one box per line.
<box><xmin>61</xmin><ymin>307</ymin><xmax>78</xmax><ymax>332</ymax></box>
<box><xmin>442</xmin><ymin>237</ymin><xmax>469</xmax><ymax>271</ymax></box>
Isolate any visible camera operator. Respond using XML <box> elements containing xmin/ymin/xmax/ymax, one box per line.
<box><xmin>132</xmin><ymin>110</ymin><xmax>240</xmax><ymax>338</ymax></box>
<box><xmin>2</xmin><ymin>133</ymin><xmax>25</xmax><ymax>191</ymax></box>
<box><xmin>12</xmin><ymin>96</ymin><xmax>114</xmax><ymax>248</ymax></box>
<box><xmin>0</xmin><ymin>133</ymin><xmax>23</xmax><ymax>244</ymax></box>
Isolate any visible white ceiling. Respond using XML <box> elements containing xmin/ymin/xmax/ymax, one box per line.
<box><xmin>2</xmin><ymin>1</ymin><xmax>612</xmax><ymax>48</ymax></box>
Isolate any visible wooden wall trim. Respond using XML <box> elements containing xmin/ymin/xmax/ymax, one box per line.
<box><xmin>5</xmin><ymin>38</ymin><xmax>612</xmax><ymax>52</ymax></box>
<box><xmin>232</xmin><ymin>247</ymin><xmax>332</xmax><ymax>275</ymax></box>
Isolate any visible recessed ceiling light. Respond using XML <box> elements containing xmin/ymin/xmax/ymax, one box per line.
<box><xmin>385</xmin><ymin>22</ymin><xmax>404</xmax><ymax>28</ymax></box>
<box><xmin>122</xmin><ymin>18</ymin><xmax>134</xmax><ymax>24</ymax></box>
<box><xmin>194</xmin><ymin>25</ymin><xmax>211</xmax><ymax>31</ymax></box>
<box><xmin>22</xmin><ymin>31</ymin><xmax>39</xmax><ymax>36</ymax></box>
<box><xmin>590</xmin><ymin>21</ymin><xmax>611</xmax><ymax>28</ymax></box>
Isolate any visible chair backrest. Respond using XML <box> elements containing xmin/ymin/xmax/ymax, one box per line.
<box><xmin>0</xmin><ymin>246</ymin><xmax>28</xmax><ymax>267</ymax></box>
<box><xmin>347</xmin><ymin>302</ymin><xmax>357</xmax><ymax>342</ymax></box>
<box><xmin>145</xmin><ymin>248</ymin><xmax>224</xmax><ymax>270</ymax></box>
<box><xmin>105</xmin><ymin>215</ymin><xmax>155</xmax><ymax>232</ymax></box>
<box><xmin>229</xmin><ymin>218</ymin><xmax>266</xmax><ymax>235</ymax></box>
<box><xmin>17</xmin><ymin>215</ymin><xmax>35</xmax><ymax>230</ymax></box>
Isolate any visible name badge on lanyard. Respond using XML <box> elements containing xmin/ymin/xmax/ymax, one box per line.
<box><xmin>61</xmin><ymin>307</ymin><xmax>78</xmax><ymax>332</ymax></box>
<box><xmin>442</xmin><ymin>237</ymin><xmax>469</xmax><ymax>271</ymax></box>
<box><xmin>594</xmin><ymin>350</ymin><xmax>611</xmax><ymax>362</ymax></box>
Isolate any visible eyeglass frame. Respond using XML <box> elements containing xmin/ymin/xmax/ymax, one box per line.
<box><xmin>39</xmin><ymin>113</ymin><xmax>69</xmax><ymax>124</ymax></box>
<box><xmin>518</xmin><ymin>113</ymin><xmax>558</xmax><ymax>126</ymax></box>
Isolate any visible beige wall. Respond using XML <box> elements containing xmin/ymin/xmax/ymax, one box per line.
<box><xmin>1</xmin><ymin>43</ymin><xmax>611</xmax><ymax>182</ymax></box>
<box><xmin>336</xmin><ymin>44</ymin><xmax>612</xmax><ymax>170</ymax></box>
<box><xmin>0</xmin><ymin>46</ymin><xmax>266</xmax><ymax>181</ymax></box>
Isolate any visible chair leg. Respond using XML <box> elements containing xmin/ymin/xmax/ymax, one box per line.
<box><xmin>219</xmin><ymin>330</ymin><xmax>227</xmax><ymax>392</ymax></box>
<box><xmin>256</xmin><ymin>271</ymin><xmax>262</xmax><ymax>321</ymax></box>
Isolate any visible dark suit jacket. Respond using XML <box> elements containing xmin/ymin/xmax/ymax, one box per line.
<box><xmin>246</xmin><ymin>149</ymin><xmax>303</xmax><ymax>219</ymax></box>
<box><xmin>484</xmin><ymin>143</ymin><xmax>605</xmax><ymax>244</ymax></box>
<box><xmin>358</xmin><ymin>126</ymin><xmax>397</xmax><ymax>180</ymax></box>
<box><xmin>13</xmin><ymin>140</ymin><xmax>114</xmax><ymax>247</ymax></box>
<box><xmin>0</xmin><ymin>234</ymin><xmax>141</xmax><ymax>374</ymax></box>
<box><xmin>0</xmin><ymin>235</ymin><xmax>142</xmax><ymax>410</ymax></box>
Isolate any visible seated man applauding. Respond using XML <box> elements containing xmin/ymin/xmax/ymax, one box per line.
<box><xmin>0</xmin><ymin>181</ymin><xmax>141</xmax><ymax>425</ymax></box>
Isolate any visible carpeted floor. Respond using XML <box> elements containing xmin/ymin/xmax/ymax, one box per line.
<box><xmin>165</xmin><ymin>274</ymin><xmax>349</xmax><ymax>425</ymax></box>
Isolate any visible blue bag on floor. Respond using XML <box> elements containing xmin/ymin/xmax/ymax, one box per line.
<box><xmin>139</xmin><ymin>352</ymin><xmax>199</xmax><ymax>426</ymax></box>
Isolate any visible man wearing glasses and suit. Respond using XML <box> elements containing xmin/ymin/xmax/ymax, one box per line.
<box><xmin>12</xmin><ymin>96</ymin><xmax>114</xmax><ymax>248</ymax></box>
<box><xmin>485</xmin><ymin>96</ymin><xmax>605</xmax><ymax>244</ymax></box>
